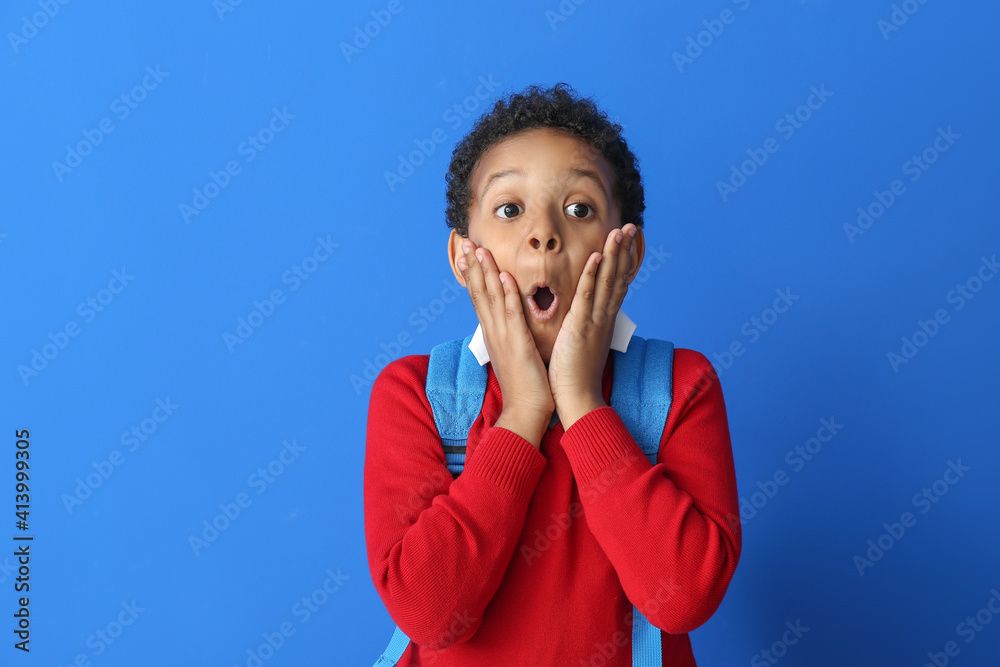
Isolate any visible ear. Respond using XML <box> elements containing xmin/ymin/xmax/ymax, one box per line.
<box><xmin>625</xmin><ymin>224</ymin><xmax>645</xmax><ymax>285</ymax></box>
<box><xmin>448</xmin><ymin>229</ymin><xmax>469</xmax><ymax>288</ymax></box>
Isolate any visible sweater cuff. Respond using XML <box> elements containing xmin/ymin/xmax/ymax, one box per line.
<box><xmin>462</xmin><ymin>426</ymin><xmax>547</xmax><ymax>503</ymax></box>
<box><xmin>560</xmin><ymin>406</ymin><xmax>647</xmax><ymax>487</ymax></box>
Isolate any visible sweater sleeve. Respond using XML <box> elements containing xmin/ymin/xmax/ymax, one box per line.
<box><xmin>364</xmin><ymin>356</ymin><xmax>548</xmax><ymax>650</ymax></box>
<box><xmin>558</xmin><ymin>349</ymin><xmax>742</xmax><ymax>635</ymax></box>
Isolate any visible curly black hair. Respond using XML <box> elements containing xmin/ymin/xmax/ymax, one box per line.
<box><xmin>444</xmin><ymin>82</ymin><xmax>645</xmax><ymax>238</ymax></box>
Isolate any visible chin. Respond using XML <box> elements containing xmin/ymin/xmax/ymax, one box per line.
<box><xmin>533</xmin><ymin>336</ymin><xmax>554</xmax><ymax>366</ymax></box>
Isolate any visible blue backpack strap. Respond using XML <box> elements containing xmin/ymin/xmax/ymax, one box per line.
<box><xmin>426</xmin><ymin>332</ymin><xmax>487</xmax><ymax>477</ymax></box>
<box><xmin>372</xmin><ymin>334</ymin><xmax>486</xmax><ymax>666</ymax></box>
<box><xmin>372</xmin><ymin>625</ymin><xmax>411</xmax><ymax>667</ymax></box>
<box><xmin>610</xmin><ymin>335</ymin><xmax>675</xmax><ymax>667</ymax></box>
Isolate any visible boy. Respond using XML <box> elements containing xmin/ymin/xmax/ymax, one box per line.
<box><xmin>365</xmin><ymin>82</ymin><xmax>741</xmax><ymax>666</ymax></box>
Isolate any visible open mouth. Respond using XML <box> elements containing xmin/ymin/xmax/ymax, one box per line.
<box><xmin>533</xmin><ymin>286</ymin><xmax>554</xmax><ymax>311</ymax></box>
<box><xmin>527</xmin><ymin>285</ymin><xmax>559</xmax><ymax>322</ymax></box>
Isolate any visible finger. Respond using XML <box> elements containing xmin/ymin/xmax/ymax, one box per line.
<box><xmin>573</xmin><ymin>248</ymin><xmax>604</xmax><ymax>321</ymax></box>
<box><xmin>591</xmin><ymin>227</ymin><xmax>622</xmax><ymax>321</ymax></box>
<box><xmin>610</xmin><ymin>223</ymin><xmax>636</xmax><ymax>310</ymax></box>
<box><xmin>498</xmin><ymin>270</ymin><xmax>530</xmax><ymax>335</ymax></box>
<box><xmin>461</xmin><ymin>238</ymin><xmax>493</xmax><ymax>331</ymax></box>
<box><xmin>475</xmin><ymin>246</ymin><xmax>506</xmax><ymax>326</ymax></box>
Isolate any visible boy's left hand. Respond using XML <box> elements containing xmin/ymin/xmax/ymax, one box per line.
<box><xmin>548</xmin><ymin>223</ymin><xmax>638</xmax><ymax>430</ymax></box>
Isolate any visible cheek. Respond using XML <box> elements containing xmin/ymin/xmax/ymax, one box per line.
<box><xmin>487</xmin><ymin>250</ymin><xmax>514</xmax><ymax>274</ymax></box>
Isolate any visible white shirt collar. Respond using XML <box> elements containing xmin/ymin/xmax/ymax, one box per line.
<box><xmin>468</xmin><ymin>310</ymin><xmax>637</xmax><ymax>366</ymax></box>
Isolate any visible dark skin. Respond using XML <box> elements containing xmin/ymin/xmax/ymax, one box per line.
<box><xmin>447</xmin><ymin>127</ymin><xmax>644</xmax><ymax>432</ymax></box>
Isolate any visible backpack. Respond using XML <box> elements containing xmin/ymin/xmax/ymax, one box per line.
<box><xmin>373</xmin><ymin>332</ymin><xmax>675</xmax><ymax>667</ymax></box>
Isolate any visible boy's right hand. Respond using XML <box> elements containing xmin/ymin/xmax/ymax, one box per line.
<box><xmin>458</xmin><ymin>238</ymin><xmax>555</xmax><ymax>442</ymax></box>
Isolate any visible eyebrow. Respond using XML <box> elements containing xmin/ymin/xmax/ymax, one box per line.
<box><xmin>478</xmin><ymin>167</ymin><xmax>609</xmax><ymax>202</ymax></box>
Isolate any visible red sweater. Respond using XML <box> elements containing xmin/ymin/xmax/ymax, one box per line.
<box><xmin>364</xmin><ymin>346</ymin><xmax>741</xmax><ymax>666</ymax></box>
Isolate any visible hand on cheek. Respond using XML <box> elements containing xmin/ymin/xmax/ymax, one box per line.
<box><xmin>456</xmin><ymin>237</ymin><xmax>556</xmax><ymax>428</ymax></box>
<box><xmin>547</xmin><ymin>224</ymin><xmax>637</xmax><ymax>430</ymax></box>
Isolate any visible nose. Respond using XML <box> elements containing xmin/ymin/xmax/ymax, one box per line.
<box><xmin>530</xmin><ymin>235</ymin><xmax>557</xmax><ymax>251</ymax></box>
<box><xmin>527</xmin><ymin>214</ymin><xmax>561</xmax><ymax>253</ymax></box>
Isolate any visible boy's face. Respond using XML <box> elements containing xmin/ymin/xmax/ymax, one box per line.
<box><xmin>448</xmin><ymin>127</ymin><xmax>644</xmax><ymax>366</ymax></box>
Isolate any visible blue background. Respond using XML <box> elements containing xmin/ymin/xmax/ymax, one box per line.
<box><xmin>3</xmin><ymin>0</ymin><xmax>998</xmax><ymax>665</ymax></box>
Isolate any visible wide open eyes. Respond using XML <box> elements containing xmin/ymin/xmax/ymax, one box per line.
<box><xmin>565</xmin><ymin>202</ymin><xmax>594</xmax><ymax>219</ymax></box>
<box><xmin>495</xmin><ymin>202</ymin><xmax>523</xmax><ymax>219</ymax></box>
<box><xmin>493</xmin><ymin>201</ymin><xmax>595</xmax><ymax>220</ymax></box>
